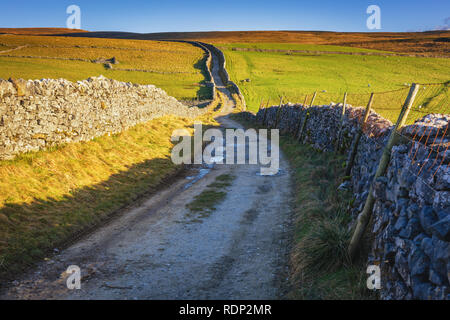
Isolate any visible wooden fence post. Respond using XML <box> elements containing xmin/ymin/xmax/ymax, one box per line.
<box><xmin>295</xmin><ymin>94</ymin><xmax>309</xmax><ymax>135</ymax></box>
<box><xmin>262</xmin><ymin>99</ymin><xmax>270</xmax><ymax>125</ymax></box>
<box><xmin>258</xmin><ymin>98</ymin><xmax>264</xmax><ymax>112</ymax></box>
<box><xmin>335</xmin><ymin>92</ymin><xmax>347</xmax><ymax>152</ymax></box>
<box><xmin>345</xmin><ymin>93</ymin><xmax>375</xmax><ymax>177</ymax></box>
<box><xmin>310</xmin><ymin>91</ymin><xmax>317</xmax><ymax>106</ymax></box>
<box><xmin>296</xmin><ymin>92</ymin><xmax>317</xmax><ymax>142</ymax></box>
<box><xmin>348</xmin><ymin>84</ymin><xmax>420</xmax><ymax>260</ymax></box>
<box><xmin>274</xmin><ymin>96</ymin><xmax>284</xmax><ymax>128</ymax></box>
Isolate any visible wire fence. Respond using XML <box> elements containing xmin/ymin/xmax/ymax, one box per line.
<box><xmin>259</xmin><ymin>82</ymin><xmax>449</xmax><ymax>257</ymax></box>
<box><xmin>274</xmin><ymin>82</ymin><xmax>449</xmax><ymax>124</ymax></box>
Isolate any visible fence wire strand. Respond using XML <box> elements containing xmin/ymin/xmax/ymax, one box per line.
<box><xmin>262</xmin><ymin>82</ymin><xmax>449</xmax><ymax>193</ymax></box>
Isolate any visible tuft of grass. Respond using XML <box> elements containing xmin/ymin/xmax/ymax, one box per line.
<box><xmin>219</xmin><ymin>42</ymin><xmax>390</xmax><ymax>53</ymax></box>
<box><xmin>280</xmin><ymin>137</ymin><xmax>375</xmax><ymax>300</ymax></box>
<box><xmin>0</xmin><ymin>34</ymin><xmax>209</xmax><ymax>100</ymax></box>
<box><xmin>186</xmin><ymin>174</ymin><xmax>235</xmax><ymax>220</ymax></box>
<box><xmin>222</xmin><ymin>43</ymin><xmax>450</xmax><ymax>122</ymax></box>
<box><xmin>231</xmin><ymin>112</ymin><xmax>374</xmax><ymax>300</ymax></box>
<box><xmin>296</xmin><ymin>213</ymin><xmax>351</xmax><ymax>274</ymax></box>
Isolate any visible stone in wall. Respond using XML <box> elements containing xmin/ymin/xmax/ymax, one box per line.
<box><xmin>0</xmin><ymin>76</ymin><xmax>207</xmax><ymax>160</ymax></box>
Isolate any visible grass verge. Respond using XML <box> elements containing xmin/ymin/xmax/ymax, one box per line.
<box><xmin>186</xmin><ymin>174</ymin><xmax>235</xmax><ymax>222</ymax></box>
<box><xmin>231</xmin><ymin>112</ymin><xmax>375</xmax><ymax>300</ymax></box>
<box><xmin>222</xmin><ymin>44</ymin><xmax>450</xmax><ymax>121</ymax></box>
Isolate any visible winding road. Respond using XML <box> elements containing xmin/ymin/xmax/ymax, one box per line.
<box><xmin>1</xmin><ymin>47</ymin><xmax>294</xmax><ymax>300</ymax></box>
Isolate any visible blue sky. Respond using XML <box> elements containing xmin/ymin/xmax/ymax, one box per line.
<box><xmin>1</xmin><ymin>0</ymin><xmax>449</xmax><ymax>33</ymax></box>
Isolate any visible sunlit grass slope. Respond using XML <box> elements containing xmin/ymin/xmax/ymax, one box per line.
<box><xmin>0</xmin><ymin>109</ymin><xmax>219</xmax><ymax>278</ymax></box>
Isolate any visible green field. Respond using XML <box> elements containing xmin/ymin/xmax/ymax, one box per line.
<box><xmin>0</xmin><ymin>35</ymin><xmax>209</xmax><ymax>100</ymax></box>
<box><xmin>223</xmin><ymin>44</ymin><xmax>450</xmax><ymax>122</ymax></box>
<box><xmin>219</xmin><ymin>42</ymin><xmax>390</xmax><ymax>53</ymax></box>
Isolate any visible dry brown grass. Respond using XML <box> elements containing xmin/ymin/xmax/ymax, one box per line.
<box><xmin>135</xmin><ymin>30</ymin><xmax>450</xmax><ymax>57</ymax></box>
<box><xmin>0</xmin><ymin>34</ymin><xmax>209</xmax><ymax>100</ymax></box>
<box><xmin>0</xmin><ymin>28</ymin><xmax>88</xmax><ymax>35</ymax></box>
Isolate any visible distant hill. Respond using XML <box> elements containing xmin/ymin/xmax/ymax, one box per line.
<box><xmin>0</xmin><ymin>28</ymin><xmax>88</xmax><ymax>35</ymax></box>
<box><xmin>1</xmin><ymin>28</ymin><xmax>448</xmax><ymax>56</ymax></box>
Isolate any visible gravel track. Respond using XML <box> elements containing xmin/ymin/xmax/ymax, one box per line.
<box><xmin>1</xmin><ymin>46</ymin><xmax>294</xmax><ymax>300</ymax></box>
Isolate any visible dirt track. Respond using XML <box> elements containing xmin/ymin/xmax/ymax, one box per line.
<box><xmin>1</xmin><ymin>47</ymin><xmax>294</xmax><ymax>300</ymax></box>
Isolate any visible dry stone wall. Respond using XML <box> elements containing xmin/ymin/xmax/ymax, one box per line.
<box><xmin>0</xmin><ymin>76</ymin><xmax>207</xmax><ymax>160</ymax></box>
<box><xmin>162</xmin><ymin>40</ymin><xmax>216</xmax><ymax>100</ymax></box>
<box><xmin>255</xmin><ymin>104</ymin><xmax>450</xmax><ymax>300</ymax></box>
